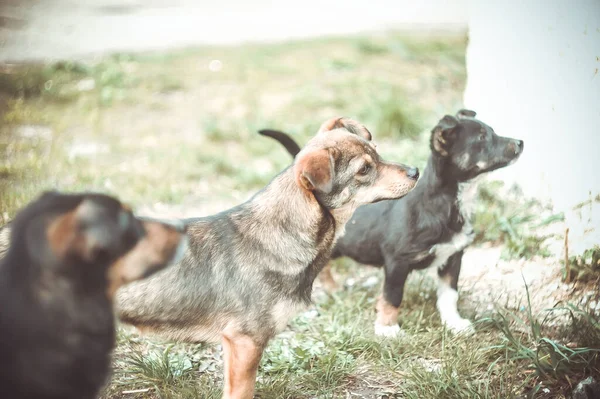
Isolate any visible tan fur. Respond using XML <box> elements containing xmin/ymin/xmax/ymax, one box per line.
<box><xmin>318</xmin><ymin>263</ymin><xmax>341</xmax><ymax>293</ymax></box>
<box><xmin>0</xmin><ymin>226</ymin><xmax>11</xmax><ymax>259</ymax></box>
<box><xmin>375</xmin><ymin>295</ymin><xmax>400</xmax><ymax>327</ymax></box>
<box><xmin>222</xmin><ymin>334</ymin><xmax>263</xmax><ymax>399</ymax></box>
<box><xmin>294</xmin><ymin>149</ymin><xmax>333</xmax><ymax>193</ymax></box>
<box><xmin>106</xmin><ymin>221</ymin><xmax>186</xmax><ymax>299</ymax></box>
<box><xmin>47</xmin><ymin>210</ymin><xmax>84</xmax><ymax>260</ymax></box>
<box><xmin>318</xmin><ymin>117</ymin><xmax>372</xmax><ymax>141</ymax></box>
<box><xmin>432</xmin><ymin>127</ymin><xmax>449</xmax><ymax>156</ymax></box>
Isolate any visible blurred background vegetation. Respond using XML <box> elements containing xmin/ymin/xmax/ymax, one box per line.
<box><xmin>0</xmin><ymin>33</ymin><xmax>466</xmax><ymax>221</ymax></box>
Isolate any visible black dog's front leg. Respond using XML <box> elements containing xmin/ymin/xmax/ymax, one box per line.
<box><xmin>436</xmin><ymin>252</ymin><xmax>474</xmax><ymax>334</ymax></box>
<box><xmin>374</xmin><ymin>263</ymin><xmax>410</xmax><ymax>337</ymax></box>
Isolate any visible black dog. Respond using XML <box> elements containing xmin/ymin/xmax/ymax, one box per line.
<box><xmin>0</xmin><ymin>191</ymin><xmax>187</xmax><ymax>399</ymax></box>
<box><xmin>259</xmin><ymin>109</ymin><xmax>524</xmax><ymax>337</ymax></box>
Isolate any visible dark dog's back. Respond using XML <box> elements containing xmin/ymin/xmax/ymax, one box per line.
<box><xmin>0</xmin><ymin>192</ymin><xmax>186</xmax><ymax>399</ymax></box>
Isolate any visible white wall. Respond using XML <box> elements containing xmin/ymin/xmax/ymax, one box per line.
<box><xmin>464</xmin><ymin>0</ymin><xmax>600</xmax><ymax>255</ymax></box>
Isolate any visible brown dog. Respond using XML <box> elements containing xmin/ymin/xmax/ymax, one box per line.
<box><xmin>116</xmin><ymin>117</ymin><xmax>419</xmax><ymax>399</ymax></box>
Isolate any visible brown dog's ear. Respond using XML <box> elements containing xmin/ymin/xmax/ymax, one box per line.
<box><xmin>431</xmin><ymin>115</ymin><xmax>459</xmax><ymax>156</ymax></box>
<box><xmin>294</xmin><ymin>149</ymin><xmax>333</xmax><ymax>193</ymax></box>
<box><xmin>48</xmin><ymin>199</ymin><xmax>120</xmax><ymax>263</ymax></box>
<box><xmin>456</xmin><ymin>109</ymin><xmax>476</xmax><ymax>119</ymax></box>
<box><xmin>318</xmin><ymin>117</ymin><xmax>372</xmax><ymax>141</ymax></box>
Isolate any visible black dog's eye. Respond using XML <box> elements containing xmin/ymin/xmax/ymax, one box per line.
<box><xmin>358</xmin><ymin>164</ymin><xmax>371</xmax><ymax>175</ymax></box>
<box><xmin>478</xmin><ymin>133</ymin><xmax>486</xmax><ymax>141</ymax></box>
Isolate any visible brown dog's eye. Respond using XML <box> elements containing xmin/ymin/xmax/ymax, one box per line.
<box><xmin>358</xmin><ymin>164</ymin><xmax>371</xmax><ymax>175</ymax></box>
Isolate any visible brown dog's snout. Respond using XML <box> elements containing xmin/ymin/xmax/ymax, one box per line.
<box><xmin>366</xmin><ymin>162</ymin><xmax>419</xmax><ymax>203</ymax></box>
<box><xmin>406</xmin><ymin>166</ymin><xmax>419</xmax><ymax>180</ymax></box>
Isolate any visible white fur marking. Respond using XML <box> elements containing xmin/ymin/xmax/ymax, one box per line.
<box><xmin>436</xmin><ymin>282</ymin><xmax>474</xmax><ymax>335</ymax></box>
<box><xmin>427</xmin><ymin>226</ymin><xmax>474</xmax><ymax>270</ymax></box>
<box><xmin>374</xmin><ymin>322</ymin><xmax>404</xmax><ymax>338</ymax></box>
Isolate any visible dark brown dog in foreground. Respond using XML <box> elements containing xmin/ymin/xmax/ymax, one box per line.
<box><xmin>0</xmin><ymin>192</ymin><xmax>187</xmax><ymax>399</ymax></box>
<box><xmin>116</xmin><ymin>117</ymin><xmax>419</xmax><ymax>399</ymax></box>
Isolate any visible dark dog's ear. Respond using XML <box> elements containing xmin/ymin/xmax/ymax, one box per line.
<box><xmin>294</xmin><ymin>149</ymin><xmax>333</xmax><ymax>193</ymax></box>
<box><xmin>431</xmin><ymin>115</ymin><xmax>459</xmax><ymax>156</ymax></box>
<box><xmin>318</xmin><ymin>117</ymin><xmax>372</xmax><ymax>141</ymax></box>
<box><xmin>456</xmin><ymin>109</ymin><xmax>476</xmax><ymax>119</ymax></box>
<box><xmin>47</xmin><ymin>199</ymin><xmax>122</xmax><ymax>263</ymax></box>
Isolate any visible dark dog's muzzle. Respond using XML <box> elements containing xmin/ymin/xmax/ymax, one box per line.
<box><xmin>505</xmin><ymin>139</ymin><xmax>524</xmax><ymax>158</ymax></box>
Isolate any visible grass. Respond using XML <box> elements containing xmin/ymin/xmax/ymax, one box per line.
<box><xmin>2</xmin><ymin>30</ymin><xmax>597</xmax><ymax>398</ymax></box>
<box><xmin>473</xmin><ymin>181</ymin><xmax>565</xmax><ymax>260</ymax></box>
<box><xmin>102</xmin><ymin>268</ymin><xmax>599</xmax><ymax>398</ymax></box>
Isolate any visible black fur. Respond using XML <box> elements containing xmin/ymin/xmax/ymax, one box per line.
<box><xmin>0</xmin><ymin>192</ymin><xmax>144</xmax><ymax>399</ymax></box>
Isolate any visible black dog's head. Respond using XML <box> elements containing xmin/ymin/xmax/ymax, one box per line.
<box><xmin>5</xmin><ymin>191</ymin><xmax>187</xmax><ymax>298</ymax></box>
<box><xmin>430</xmin><ymin>109</ymin><xmax>524</xmax><ymax>181</ymax></box>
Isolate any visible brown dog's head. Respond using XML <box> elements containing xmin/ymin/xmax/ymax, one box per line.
<box><xmin>4</xmin><ymin>191</ymin><xmax>188</xmax><ymax>299</ymax></box>
<box><xmin>293</xmin><ymin>117</ymin><xmax>419</xmax><ymax>216</ymax></box>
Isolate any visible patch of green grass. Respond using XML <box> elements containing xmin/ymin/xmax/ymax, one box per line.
<box><xmin>105</xmin><ymin>334</ymin><xmax>222</xmax><ymax>399</ymax></box>
<box><xmin>0</xmin><ymin>57</ymin><xmax>137</xmax><ymax>106</ymax></box>
<box><xmin>355</xmin><ymin>39</ymin><xmax>390</xmax><ymax>55</ymax></box>
<box><xmin>473</xmin><ymin>181</ymin><xmax>564</xmax><ymax>260</ymax></box>
<box><xmin>200</xmin><ymin>117</ymin><xmax>241</xmax><ymax>142</ymax></box>
<box><xmin>358</xmin><ymin>87</ymin><xmax>425</xmax><ymax>139</ymax></box>
<box><xmin>400</xmin><ymin>35</ymin><xmax>468</xmax><ymax>64</ymax></box>
<box><xmin>122</xmin><ymin>345</ymin><xmax>195</xmax><ymax>387</ymax></box>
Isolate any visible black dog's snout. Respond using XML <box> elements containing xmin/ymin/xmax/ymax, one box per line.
<box><xmin>506</xmin><ymin>139</ymin><xmax>524</xmax><ymax>156</ymax></box>
<box><xmin>406</xmin><ymin>167</ymin><xmax>419</xmax><ymax>180</ymax></box>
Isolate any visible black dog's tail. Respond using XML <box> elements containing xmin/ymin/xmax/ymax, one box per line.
<box><xmin>258</xmin><ymin>129</ymin><xmax>302</xmax><ymax>157</ymax></box>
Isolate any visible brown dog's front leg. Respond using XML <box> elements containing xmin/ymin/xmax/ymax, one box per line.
<box><xmin>222</xmin><ymin>334</ymin><xmax>263</xmax><ymax>399</ymax></box>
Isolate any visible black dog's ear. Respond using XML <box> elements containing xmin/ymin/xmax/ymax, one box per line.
<box><xmin>456</xmin><ymin>109</ymin><xmax>476</xmax><ymax>119</ymax></box>
<box><xmin>431</xmin><ymin>115</ymin><xmax>459</xmax><ymax>156</ymax></box>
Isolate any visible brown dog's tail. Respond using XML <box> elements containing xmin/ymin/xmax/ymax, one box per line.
<box><xmin>258</xmin><ymin>129</ymin><xmax>302</xmax><ymax>157</ymax></box>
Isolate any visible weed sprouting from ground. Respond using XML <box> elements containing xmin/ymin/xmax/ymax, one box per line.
<box><xmin>480</xmin><ymin>282</ymin><xmax>600</xmax><ymax>397</ymax></box>
<box><xmin>564</xmin><ymin>245</ymin><xmax>600</xmax><ymax>284</ymax></box>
